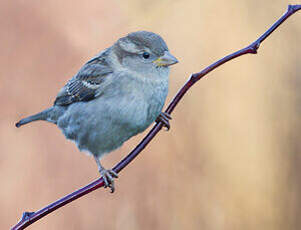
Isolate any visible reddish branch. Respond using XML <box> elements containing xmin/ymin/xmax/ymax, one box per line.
<box><xmin>12</xmin><ymin>5</ymin><xmax>301</xmax><ymax>230</ymax></box>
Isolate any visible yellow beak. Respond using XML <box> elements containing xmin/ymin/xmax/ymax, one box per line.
<box><xmin>153</xmin><ymin>51</ymin><xmax>179</xmax><ymax>67</ymax></box>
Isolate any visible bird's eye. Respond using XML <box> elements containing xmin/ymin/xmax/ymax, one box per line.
<box><xmin>142</xmin><ymin>52</ymin><xmax>150</xmax><ymax>59</ymax></box>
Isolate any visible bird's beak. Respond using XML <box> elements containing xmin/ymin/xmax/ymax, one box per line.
<box><xmin>153</xmin><ymin>51</ymin><xmax>179</xmax><ymax>67</ymax></box>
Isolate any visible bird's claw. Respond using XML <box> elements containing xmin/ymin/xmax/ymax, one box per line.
<box><xmin>99</xmin><ymin>168</ymin><xmax>118</xmax><ymax>193</ymax></box>
<box><xmin>156</xmin><ymin>112</ymin><xmax>172</xmax><ymax>131</ymax></box>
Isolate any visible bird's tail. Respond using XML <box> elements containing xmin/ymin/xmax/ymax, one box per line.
<box><xmin>15</xmin><ymin>107</ymin><xmax>54</xmax><ymax>128</ymax></box>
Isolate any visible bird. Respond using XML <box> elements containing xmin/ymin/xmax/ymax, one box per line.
<box><xmin>16</xmin><ymin>31</ymin><xmax>178</xmax><ymax>192</ymax></box>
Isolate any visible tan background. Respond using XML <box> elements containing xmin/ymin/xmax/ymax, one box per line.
<box><xmin>1</xmin><ymin>0</ymin><xmax>300</xmax><ymax>229</ymax></box>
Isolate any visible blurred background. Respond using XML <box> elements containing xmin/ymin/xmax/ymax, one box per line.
<box><xmin>1</xmin><ymin>0</ymin><xmax>300</xmax><ymax>229</ymax></box>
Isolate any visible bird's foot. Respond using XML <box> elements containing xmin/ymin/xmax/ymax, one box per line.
<box><xmin>99</xmin><ymin>168</ymin><xmax>118</xmax><ymax>193</ymax></box>
<box><xmin>156</xmin><ymin>112</ymin><xmax>172</xmax><ymax>131</ymax></box>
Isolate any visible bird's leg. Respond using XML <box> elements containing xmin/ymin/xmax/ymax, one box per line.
<box><xmin>93</xmin><ymin>155</ymin><xmax>118</xmax><ymax>193</ymax></box>
<box><xmin>156</xmin><ymin>112</ymin><xmax>172</xmax><ymax>131</ymax></box>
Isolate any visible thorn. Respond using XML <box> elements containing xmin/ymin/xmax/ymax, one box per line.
<box><xmin>249</xmin><ymin>42</ymin><xmax>260</xmax><ymax>54</ymax></box>
<box><xmin>287</xmin><ymin>5</ymin><xmax>301</xmax><ymax>13</ymax></box>
<box><xmin>255</xmin><ymin>42</ymin><xmax>260</xmax><ymax>50</ymax></box>
<box><xmin>20</xmin><ymin>212</ymin><xmax>35</xmax><ymax>221</ymax></box>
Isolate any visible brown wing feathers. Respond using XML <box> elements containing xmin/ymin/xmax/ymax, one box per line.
<box><xmin>54</xmin><ymin>50</ymin><xmax>113</xmax><ymax>106</ymax></box>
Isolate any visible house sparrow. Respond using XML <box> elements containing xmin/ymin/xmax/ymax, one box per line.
<box><xmin>16</xmin><ymin>31</ymin><xmax>178</xmax><ymax>192</ymax></box>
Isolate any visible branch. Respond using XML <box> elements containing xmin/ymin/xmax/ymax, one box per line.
<box><xmin>11</xmin><ymin>5</ymin><xmax>301</xmax><ymax>230</ymax></box>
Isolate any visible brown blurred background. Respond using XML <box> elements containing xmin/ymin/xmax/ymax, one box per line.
<box><xmin>1</xmin><ymin>0</ymin><xmax>300</xmax><ymax>229</ymax></box>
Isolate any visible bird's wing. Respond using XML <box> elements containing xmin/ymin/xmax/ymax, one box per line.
<box><xmin>54</xmin><ymin>50</ymin><xmax>113</xmax><ymax>106</ymax></box>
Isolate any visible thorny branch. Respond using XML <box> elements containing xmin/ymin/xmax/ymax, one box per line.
<box><xmin>12</xmin><ymin>5</ymin><xmax>301</xmax><ymax>230</ymax></box>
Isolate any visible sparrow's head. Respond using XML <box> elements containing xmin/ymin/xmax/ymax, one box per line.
<box><xmin>113</xmin><ymin>31</ymin><xmax>178</xmax><ymax>73</ymax></box>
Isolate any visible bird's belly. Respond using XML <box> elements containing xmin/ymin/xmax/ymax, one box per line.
<box><xmin>56</xmin><ymin>96</ymin><xmax>158</xmax><ymax>158</ymax></box>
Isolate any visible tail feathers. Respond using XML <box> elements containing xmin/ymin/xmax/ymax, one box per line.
<box><xmin>15</xmin><ymin>108</ymin><xmax>53</xmax><ymax>128</ymax></box>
